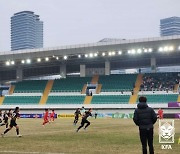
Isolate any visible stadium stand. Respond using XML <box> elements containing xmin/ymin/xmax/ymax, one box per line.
<box><xmin>3</xmin><ymin>96</ymin><xmax>41</xmax><ymax>105</ymax></box>
<box><xmin>140</xmin><ymin>73</ymin><xmax>180</xmax><ymax>91</ymax></box>
<box><xmin>137</xmin><ymin>94</ymin><xmax>178</xmax><ymax>103</ymax></box>
<box><xmin>91</xmin><ymin>95</ymin><xmax>130</xmax><ymax>104</ymax></box>
<box><xmin>99</xmin><ymin>74</ymin><xmax>137</xmax><ymax>92</ymax></box>
<box><xmin>51</xmin><ymin>77</ymin><xmax>91</xmax><ymax>92</ymax></box>
<box><xmin>1</xmin><ymin>73</ymin><xmax>179</xmax><ymax>105</ymax></box>
<box><xmin>47</xmin><ymin>95</ymin><xmax>85</xmax><ymax>104</ymax></box>
<box><xmin>13</xmin><ymin>80</ymin><xmax>47</xmax><ymax>93</ymax></box>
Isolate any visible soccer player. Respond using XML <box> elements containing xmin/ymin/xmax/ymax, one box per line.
<box><xmin>1</xmin><ymin>107</ymin><xmax>22</xmax><ymax>137</ymax></box>
<box><xmin>76</xmin><ymin>108</ymin><xmax>92</xmax><ymax>132</ymax></box>
<box><xmin>7</xmin><ymin>109</ymin><xmax>13</xmax><ymax>118</ymax></box>
<box><xmin>94</xmin><ymin>111</ymin><xmax>98</xmax><ymax>119</ymax></box>
<box><xmin>73</xmin><ymin>108</ymin><xmax>81</xmax><ymax>125</ymax></box>
<box><xmin>42</xmin><ymin>109</ymin><xmax>49</xmax><ymax>126</ymax></box>
<box><xmin>0</xmin><ymin>110</ymin><xmax>5</xmax><ymax>127</ymax></box>
<box><xmin>3</xmin><ymin>111</ymin><xmax>9</xmax><ymax>128</ymax></box>
<box><xmin>50</xmin><ymin>109</ymin><xmax>55</xmax><ymax>122</ymax></box>
<box><xmin>81</xmin><ymin>106</ymin><xmax>85</xmax><ymax>116</ymax></box>
<box><xmin>158</xmin><ymin>108</ymin><xmax>164</xmax><ymax>119</ymax></box>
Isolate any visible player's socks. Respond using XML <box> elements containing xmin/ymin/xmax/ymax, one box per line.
<box><xmin>16</xmin><ymin>128</ymin><xmax>19</xmax><ymax>135</ymax></box>
<box><xmin>4</xmin><ymin>128</ymin><xmax>10</xmax><ymax>134</ymax></box>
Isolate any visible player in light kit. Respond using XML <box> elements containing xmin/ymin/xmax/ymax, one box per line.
<box><xmin>73</xmin><ymin>108</ymin><xmax>81</xmax><ymax>125</ymax></box>
<box><xmin>42</xmin><ymin>109</ymin><xmax>49</xmax><ymax>126</ymax></box>
<box><xmin>1</xmin><ymin>107</ymin><xmax>22</xmax><ymax>137</ymax></box>
<box><xmin>50</xmin><ymin>109</ymin><xmax>55</xmax><ymax>122</ymax></box>
<box><xmin>76</xmin><ymin>108</ymin><xmax>92</xmax><ymax>132</ymax></box>
<box><xmin>0</xmin><ymin>110</ymin><xmax>5</xmax><ymax>127</ymax></box>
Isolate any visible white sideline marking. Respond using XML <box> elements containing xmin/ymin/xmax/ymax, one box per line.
<box><xmin>0</xmin><ymin>151</ymin><xmax>64</xmax><ymax>154</ymax></box>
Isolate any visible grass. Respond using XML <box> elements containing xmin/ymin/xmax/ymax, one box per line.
<box><xmin>0</xmin><ymin>118</ymin><xmax>179</xmax><ymax>154</ymax></box>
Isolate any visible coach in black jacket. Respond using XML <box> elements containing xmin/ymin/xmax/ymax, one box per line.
<box><xmin>133</xmin><ymin>96</ymin><xmax>157</xmax><ymax>154</ymax></box>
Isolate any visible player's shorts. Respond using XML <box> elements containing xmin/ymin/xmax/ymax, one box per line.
<box><xmin>75</xmin><ymin>115</ymin><xmax>79</xmax><ymax>120</ymax></box>
<box><xmin>4</xmin><ymin>117</ymin><xmax>8</xmax><ymax>123</ymax></box>
<box><xmin>10</xmin><ymin>120</ymin><xmax>17</xmax><ymax>127</ymax></box>
<box><xmin>81</xmin><ymin>118</ymin><xmax>89</xmax><ymax>125</ymax></box>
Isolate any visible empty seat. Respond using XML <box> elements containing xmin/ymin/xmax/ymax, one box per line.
<box><xmin>47</xmin><ymin>96</ymin><xmax>85</xmax><ymax>104</ymax></box>
<box><xmin>91</xmin><ymin>95</ymin><xmax>130</xmax><ymax>104</ymax></box>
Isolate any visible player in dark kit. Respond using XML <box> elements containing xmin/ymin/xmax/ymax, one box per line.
<box><xmin>1</xmin><ymin>107</ymin><xmax>22</xmax><ymax>137</ymax></box>
<box><xmin>76</xmin><ymin>108</ymin><xmax>92</xmax><ymax>132</ymax></box>
<box><xmin>73</xmin><ymin>108</ymin><xmax>81</xmax><ymax>125</ymax></box>
<box><xmin>3</xmin><ymin>111</ymin><xmax>9</xmax><ymax>128</ymax></box>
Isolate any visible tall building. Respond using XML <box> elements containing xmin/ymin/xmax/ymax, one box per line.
<box><xmin>11</xmin><ymin>11</ymin><xmax>43</xmax><ymax>51</ymax></box>
<box><xmin>160</xmin><ymin>16</ymin><xmax>180</xmax><ymax>36</ymax></box>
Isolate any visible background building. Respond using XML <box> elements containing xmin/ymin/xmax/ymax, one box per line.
<box><xmin>11</xmin><ymin>11</ymin><xmax>43</xmax><ymax>51</ymax></box>
<box><xmin>160</xmin><ymin>16</ymin><xmax>180</xmax><ymax>36</ymax></box>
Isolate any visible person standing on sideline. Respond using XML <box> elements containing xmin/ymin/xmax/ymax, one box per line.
<box><xmin>94</xmin><ymin>111</ymin><xmax>98</xmax><ymax>119</ymax></box>
<box><xmin>133</xmin><ymin>96</ymin><xmax>157</xmax><ymax>154</ymax></box>
<box><xmin>158</xmin><ymin>108</ymin><xmax>164</xmax><ymax>119</ymax></box>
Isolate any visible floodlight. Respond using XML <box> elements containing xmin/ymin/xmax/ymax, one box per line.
<box><xmin>169</xmin><ymin>46</ymin><xmax>174</xmax><ymax>51</ymax></box>
<box><xmin>108</xmin><ymin>52</ymin><xmax>112</xmax><ymax>56</ymax></box>
<box><xmin>112</xmin><ymin>51</ymin><xmax>116</xmax><ymax>56</ymax></box>
<box><xmin>45</xmin><ymin>57</ymin><xmax>49</xmax><ymax>61</ymax></box>
<box><xmin>131</xmin><ymin>49</ymin><xmax>136</xmax><ymax>54</ymax></box>
<box><xmin>21</xmin><ymin>60</ymin><xmax>25</xmax><ymax>64</ymax></box>
<box><xmin>89</xmin><ymin>53</ymin><xmax>93</xmax><ymax>58</ymax></box>
<box><xmin>5</xmin><ymin>61</ymin><xmax>10</xmax><ymax>66</ymax></box>
<box><xmin>159</xmin><ymin>47</ymin><xmax>163</xmax><ymax>52</ymax></box>
<box><xmin>37</xmin><ymin>58</ymin><xmax>41</xmax><ymax>62</ymax></box>
<box><xmin>94</xmin><ymin>53</ymin><xmax>98</xmax><ymax>57</ymax></box>
<box><xmin>128</xmin><ymin>50</ymin><xmax>131</xmax><ymax>54</ymax></box>
<box><xmin>56</xmin><ymin>57</ymin><xmax>59</xmax><ymax>60</ymax></box>
<box><xmin>26</xmin><ymin>59</ymin><xmax>31</xmax><ymax>64</ymax></box>
<box><xmin>78</xmin><ymin>55</ymin><xmax>81</xmax><ymax>58</ymax></box>
<box><xmin>144</xmin><ymin>49</ymin><xmax>148</xmax><ymax>53</ymax></box>
<box><xmin>11</xmin><ymin>61</ymin><xmax>15</xmax><ymax>65</ymax></box>
<box><xmin>137</xmin><ymin>49</ymin><xmax>142</xmax><ymax>54</ymax></box>
<box><xmin>102</xmin><ymin>52</ymin><xmax>106</xmax><ymax>56</ymax></box>
<box><xmin>148</xmin><ymin>48</ymin><xmax>152</xmax><ymax>52</ymax></box>
<box><xmin>118</xmin><ymin>51</ymin><xmax>122</xmax><ymax>55</ymax></box>
<box><xmin>64</xmin><ymin>55</ymin><xmax>68</xmax><ymax>60</ymax></box>
<box><xmin>85</xmin><ymin>54</ymin><xmax>88</xmax><ymax>58</ymax></box>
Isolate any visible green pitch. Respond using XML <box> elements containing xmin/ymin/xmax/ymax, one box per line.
<box><xmin>0</xmin><ymin>118</ymin><xmax>179</xmax><ymax>154</ymax></box>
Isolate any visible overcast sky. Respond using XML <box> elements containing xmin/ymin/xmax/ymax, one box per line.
<box><xmin>0</xmin><ymin>0</ymin><xmax>180</xmax><ymax>51</ymax></box>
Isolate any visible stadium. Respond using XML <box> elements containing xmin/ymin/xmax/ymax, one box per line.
<box><xmin>0</xmin><ymin>35</ymin><xmax>180</xmax><ymax>153</ymax></box>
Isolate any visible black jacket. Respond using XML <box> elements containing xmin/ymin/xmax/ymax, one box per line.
<box><xmin>133</xmin><ymin>102</ymin><xmax>157</xmax><ymax>129</ymax></box>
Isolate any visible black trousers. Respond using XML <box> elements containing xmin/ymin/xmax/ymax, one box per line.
<box><xmin>77</xmin><ymin>119</ymin><xmax>90</xmax><ymax>130</ymax></box>
<box><xmin>139</xmin><ymin>128</ymin><xmax>154</xmax><ymax>154</ymax></box>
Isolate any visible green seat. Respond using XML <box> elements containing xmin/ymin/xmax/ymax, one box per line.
<box><xmin>99</xmin><ymin>74</ymin><xmax>137</xmax><ymax>92</ymax></box>
<box><xmin>137</xmin><ymin>94</ymin><xmax>178</xmax><ymax>103</ymax></box>
<box><xmin>47</xmin><ymin>96</ymin><xmax>85</xmax><ymax>104</ymax></box>
<box><xmin>3</xmin><ymin>96</ymin><xmax>41</xmax><ymax>105</ymax></box>
<box><xmin>13</xmin><ymin>80</ymin><xmax>47</xmax><ymax>93</ymax></box>
<box><xmin>51</xmin><ymin>77</ymin><xmax>91</xmax><ymax>92</ymax></box>
<box><xmin>91</xmin><ymin>95</ymin><xmax>130</xmax><ymax>104</ymax></box>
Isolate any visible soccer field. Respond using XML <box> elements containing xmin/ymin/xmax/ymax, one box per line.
<box><xmin>0</xmin><ymin>118</ymin><xmax>179</xmax><ymax>154</ymax></box>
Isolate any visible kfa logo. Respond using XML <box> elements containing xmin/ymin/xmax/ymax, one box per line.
<box><xmin>161</xmin><ymin>145</ymin><xmax>172</xmax><ymax>150</ymax></box>
<box><xmin>159</xmin><ymin>120</ymin><xmax>175</xmax><ymax>144</ymax></box>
